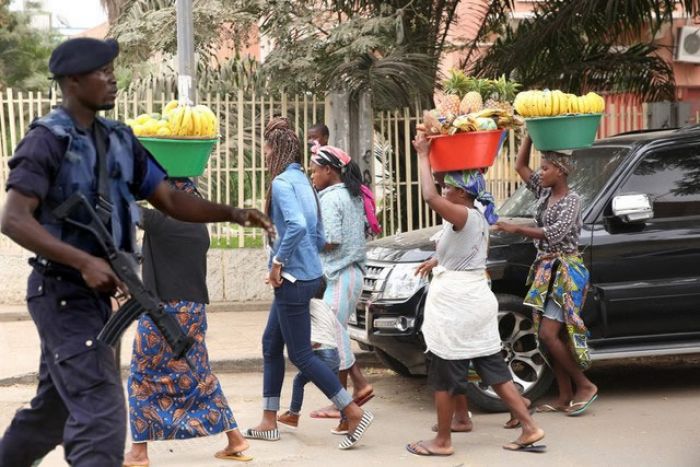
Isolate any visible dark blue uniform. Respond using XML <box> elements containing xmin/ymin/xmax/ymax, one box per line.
<box><xmin>0</xmin><ymin>116</ymin><xmax>165</xmax><ymax>466</ymax></box>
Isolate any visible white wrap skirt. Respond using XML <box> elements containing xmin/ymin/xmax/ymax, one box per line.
<box><xmin>421</xmin><ymin>267</ymin><xmax>502</xmax><ymax>360</ymax></box>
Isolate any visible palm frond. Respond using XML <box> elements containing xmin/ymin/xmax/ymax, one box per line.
<box><xmin>471</xmin><ymin>0</ymin><xmax>699</xmax><ymax>101</ymax></box>
<box><xmin>327</xmin><ymin>50</ymin><xmax>436</xmax><ymax>110</ymax></box>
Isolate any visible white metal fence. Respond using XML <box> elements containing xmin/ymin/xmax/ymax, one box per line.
<box><xmin>1</xmin><ymin>86</ymin><xmax>663</xmax><ymax>250</ymax></box>
<box><xmin>0</xmin><ymin>88</ymin><xmax>328</xmax><ymax>249</ymax></box>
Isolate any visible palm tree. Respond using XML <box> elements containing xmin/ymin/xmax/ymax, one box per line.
<box><xmin>100</xmin><ymin>0</ymin><xmax>127</xmax><ymax>24</ymax></box>
<box><xmin>107</xmin><ymin>0</ymin><xmax>468</xmax><ymax>110</ymax></box>
<box><xmin>463</xmin><ymin>0</ymin><xmax>700</xmax><ymax>101</ymax></box>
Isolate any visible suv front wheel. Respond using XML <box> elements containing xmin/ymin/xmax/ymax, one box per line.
<box><xmin>466</xmin><ymin>294</ymin><xmax>554</xmax><ymax>412</ymax></box>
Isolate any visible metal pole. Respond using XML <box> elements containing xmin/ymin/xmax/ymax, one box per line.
<box><xmin>176</xmin><ymin>0</ymin><xmax>196</xmax><ymax>105</ymax></box>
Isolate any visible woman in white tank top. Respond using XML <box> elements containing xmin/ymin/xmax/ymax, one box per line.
<box><xmin>405</xmin><ymin>132</ymin><xmax>545</xmax><ymax>457</ymax></box>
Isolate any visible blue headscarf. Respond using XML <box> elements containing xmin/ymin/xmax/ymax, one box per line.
<box><xmin>443</xmin><ymin>170</ymin><xmax>499</xmax><ymax>225</ymax></box>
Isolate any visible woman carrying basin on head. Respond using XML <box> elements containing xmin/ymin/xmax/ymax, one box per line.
<box><xmin>406</xmin><ymin>131</ymin><xmax>544</xmax><ymax>457</ymax></box>
<box><xmin>495</xmin><ymin>135</ymin><xmax>597</xmax><ymax>416</ymax></box>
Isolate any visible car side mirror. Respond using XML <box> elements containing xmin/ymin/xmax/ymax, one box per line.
<box><xmin>612</xmin><ymin>194</ymin><xmax>653</xmax><ymax>223</ymax></box>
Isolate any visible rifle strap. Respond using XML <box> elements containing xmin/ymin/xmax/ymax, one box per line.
<box><xmin>93</xmin><ymin>121</ymin><xmax>113</xmax><ymax>226</ymax></box>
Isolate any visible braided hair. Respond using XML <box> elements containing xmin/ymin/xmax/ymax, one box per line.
<box><xmin>264</xmin><ymin>116</ymin><xmax>302</xmax><ymax>215</ymax></box>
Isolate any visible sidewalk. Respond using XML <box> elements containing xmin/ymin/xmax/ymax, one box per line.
<box><xmin>0</xmin><ymin>304</ymin><xmax>377</xmax><ymax>385</ymax></box>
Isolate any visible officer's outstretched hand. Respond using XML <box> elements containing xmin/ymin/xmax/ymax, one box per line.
<box><xmin>79</xmin><ymin>256</ymin><xmax>127</xmax><ymax>294</ymax></box>
<box><xmin>232</xmin><ymin>208</ymin><xmax>276</xmax><ymax>239</ymax></box>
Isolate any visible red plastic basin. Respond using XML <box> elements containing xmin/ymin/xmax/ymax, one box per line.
<box><xmin>428</xmin><ymin>129</ymin><xmax>507</xmax><ymax>172</ymax></box>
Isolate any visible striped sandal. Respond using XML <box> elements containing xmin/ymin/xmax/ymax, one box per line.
<box><xmin>243</xmin><ymin>427</ymin><xmax>280</xmax><ymax>441</ymax></box>
<box><xmin>338</xmin><ymin>411</ymin><xmax>374</xmax><ymax>450</ymax></box>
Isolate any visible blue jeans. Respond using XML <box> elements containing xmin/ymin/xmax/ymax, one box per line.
<box><xmin>262</xmin><ymin>278</ymin><xmax>352</xmax><ymax>412</ymax></box>
<box><xmin>290</xmin><ymin>348</ymin><xmax>340</xmax><ymax>414</ymax></box>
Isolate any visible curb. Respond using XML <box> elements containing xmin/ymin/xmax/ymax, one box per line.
<box><xmin>0</xmin><ymin>312</ymin><xmax>29</xmax><ymax>323</ymax></box>
<box><xmin>0</xmin><ymin>302</ymin><xmax>272</xmax><ymax>323</ymax></box>
<box><xmin>0</xmin><ymin>353</ymin><xmax>383</xmax><ymax>387</ymax></box>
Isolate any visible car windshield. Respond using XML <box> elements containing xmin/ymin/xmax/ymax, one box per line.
<box><xmin>497</xmin><ymin>145</ymin><xmax>630</xmax><ymax>218</ymax></box>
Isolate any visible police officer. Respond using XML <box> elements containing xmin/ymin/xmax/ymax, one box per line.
<box><xmin>0</xmin><ymin>37</ymin><xmax>273</xmax><ymax>467</ymax></box>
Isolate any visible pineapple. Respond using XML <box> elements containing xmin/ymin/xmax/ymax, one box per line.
<box><xmin>484</xmin><ymin>97</ymin><xmax>514</xmax><ymax>114</ymax></box>
<box><xmin>483</xmin><ymin>75</ymin><xmax>520</xmax><ymax>113</ymax></box>
<box><xmin>435</xmin><ymin>92</ymin><xmax>461</xmax><ymax>117</ymax></box>
<box><xmin>459</xmin><ymin>91</ymin><xmax>483</xmax><ymax>114</ymax></box>
<box><xmin>442</xmin><ymin>69</ymin><xmax>470</xmax><ymax>97</ymax></box>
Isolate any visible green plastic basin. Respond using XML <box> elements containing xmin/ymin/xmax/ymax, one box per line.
<box><xmin>525</xmin><ymin>114</ymin><xmax>602</xmax><ymax>151</ymax></box>
<box><xmin>138</xmin><ymin>137</ymin><xmax>217</xmax><ymax>177</ymax></box>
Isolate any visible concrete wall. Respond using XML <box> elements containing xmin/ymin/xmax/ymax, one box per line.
<box><xmin>0</xmin><ymin>247</ymin><xmax>272</xmax><ymax>305</ymax></box>
<box><xmin>205</xmin><ymin>248</ymin><xmax>272</xmax><ymax>303</ymax></box>
<box><xmin>0</xmin><ymin>248</ymin><xmax>33</xmax><ymax>304</ymax></box>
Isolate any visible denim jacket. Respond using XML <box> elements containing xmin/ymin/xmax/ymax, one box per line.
<box><xmin>268</xmin><ymin>163</ymin><xmax>325</xmax><ymax>281</ymax></box>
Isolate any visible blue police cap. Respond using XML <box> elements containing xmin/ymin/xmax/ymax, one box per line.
<box><xmin>49</xmin><ymin>38</ymin><xmax>119</xmax><ymax>77</ymax></box>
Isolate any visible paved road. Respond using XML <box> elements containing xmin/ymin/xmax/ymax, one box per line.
<box><xmin>0</xmin><ymin>310</ymin><xmax>271</xmax><ymax>384</ymax></box>
<box><xmin>1</xmin><ymin>356</ymin><xmax>698</xmax><ymax>466</ymax></box>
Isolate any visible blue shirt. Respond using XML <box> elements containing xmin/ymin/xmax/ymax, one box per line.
<box><xmin>268</xmin><ymin>163</ymin><xmax>325</xmax><ymax>281</ymax></box>
<box><xmin>318</xmin><ymin>183</ymin><xmax>366</xmax><ymax>278</ymax></box>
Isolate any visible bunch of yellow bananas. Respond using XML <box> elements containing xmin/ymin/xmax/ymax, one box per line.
<box><xmin>167</xmin><ymin>104</ymin><xmax>218</xmax><ymax>137</ymax></box>
<box><xmin>126</xmin><ymin>113</ymin><xmax>171</xmax><ymax>137</ymax></box>
<box><xmin>513</xmin><ymin>90</ymin><xmax>605</xmax><ymax>118</ymax></box>
<box><xmin>126</xmin><ymin>100</ymin><xmax>219</xmax><ymax>138</ymax></box>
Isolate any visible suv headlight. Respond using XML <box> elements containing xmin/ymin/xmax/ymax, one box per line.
<box><xmin>380</xmin><ymin>263</ymin><xmax>426</xmax><ymax>301</ymax></box>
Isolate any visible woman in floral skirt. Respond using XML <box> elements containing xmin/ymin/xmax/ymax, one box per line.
<box><xmin>496</xmin><ymin>135</ymin><xmax>598</xmax><ymax>416</ymax></box>
<box><xmin>123</xmin><ymin>179</ymin><xmax>251</xmax><ymax>466</ymax></box>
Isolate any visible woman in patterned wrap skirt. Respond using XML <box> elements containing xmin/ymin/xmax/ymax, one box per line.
<box><xmin>496</xmin><ymin>135</ymin><xmax>598</xmax><ymax>417</ymax></box>
<box><xmin>123</xmin><ymin>179</ymin><xmax>251</xmax><ymax>466</ymax></box>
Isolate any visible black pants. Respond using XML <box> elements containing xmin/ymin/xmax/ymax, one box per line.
<box><xmin>0</xmin><ymin>271</ymin><xmax>125</xmax><ymax>467</ymax></box>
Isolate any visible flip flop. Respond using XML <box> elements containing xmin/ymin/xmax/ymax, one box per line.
<box><xmin>214</xmin><ymin>450</ymin><xmax>253</xmax><ymax>462</ymax></box>
<box><xmin>567</xmin><ymin>393</ymin><xmax>598</xmax><ymax>417</ymax></box>
<box><xmin>309</xmin><ymin>408</ymin><xmax>341</xmax><ymax>419</ymax></box>
<box><xmin>536</xmin><ymin>403</ymin><xmax>567</xmax><ymax>413</ymax></box>
<box><xmin>122</xmin><ymin>463</ymin><xmax>149</xmax><ymax>467</ymax></box>
<box><xmin>243</xmin><ymin>428</ymin><xmax>280</xmax><ymax>441</ymax></box>
<box><xmin>504</xmin><ymin>403</ymin><xmax>535</xmax><ymax>428</ymax></box>
<box><xmin>503</xmin><ymin>417</ymin><xmax>521</xmax><ymax>429</ymax></box>
<box><xmin>503</xmin><ymin>431</ymin><xmax>546</xmax><ymax>453</ymax></box>
<box><xmin>310</xmin><ymin>391</ymin><xmax>374</xmax><ymax>420</ymax></box>
<box><xmin>502</xmin><ymin>441</ymin><xmax>547</xmax><ymax>453</ymax></box>
<box><xmin>406</xmin><ymin>441</ymin><xmax>454</xmax><ymax>457</ymax></box>
<box><xmin>354</xmin><ymin>391</ymin><xmax>374</xmax><ymax>407</ymax></box>
<box><xmin>338</xmin><ymin>411</ymin><xmax>374</xmax><ymax>450</ymax></box>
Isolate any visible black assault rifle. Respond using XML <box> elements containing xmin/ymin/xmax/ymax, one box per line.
<box><xmin>52</xmin><ymin>193</ymin><xmax>195</xmax><ymax>363</ymax></box>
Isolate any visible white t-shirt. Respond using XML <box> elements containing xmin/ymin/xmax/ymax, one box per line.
<box><xmin>310</xmin><ymin>298</ymin><xmax>339</xmax><ymax>349</ymax></box>
<box><xmin>422</xmin><ymin>209</ymin><xmax>501</xmax><ymax>359</ymax></box>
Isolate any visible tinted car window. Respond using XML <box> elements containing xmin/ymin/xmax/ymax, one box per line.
<box><xmin>617</xmin><ymin>146</ymin><xmax>700</xmax><ymax>218</ymax></box>
<box><xmin>498</xmin><ymin>145</ymin><xmax>629</xmax><ymax>218</ymax></box>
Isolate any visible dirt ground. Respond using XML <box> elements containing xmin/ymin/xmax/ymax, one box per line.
<box><xmin>1</xmin><ymin>356</ymin><xmax>699</xmax><ymax>466</ymax></box>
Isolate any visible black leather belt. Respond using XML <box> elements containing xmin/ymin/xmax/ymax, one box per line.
<box><xmin>29</xmin><ymin>257</ymin><xmax>84</xmax><ymax>283</ymax></box>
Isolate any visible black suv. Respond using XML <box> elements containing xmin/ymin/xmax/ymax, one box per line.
<box><xmin>348</xmin><ymin>128</ymin><xmax>700</xmax><ymax>411</ymax></box>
